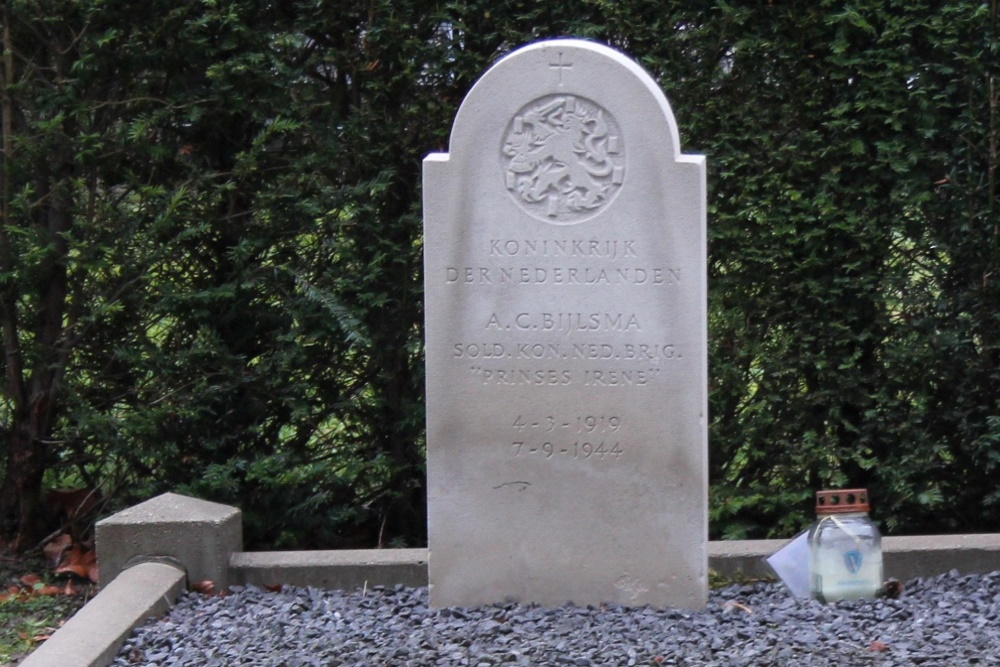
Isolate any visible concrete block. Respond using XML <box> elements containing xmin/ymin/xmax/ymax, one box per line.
<box><xmin>20</xmin><ymin>561</ymin><xmax>185</xmax><ymax>667</ymax></box>
<box><xmin>97</xmin><ymin>492</ymin><xmax>242</xmax><ymax>590</ymax></box>
<box><xmin>708</xmin><ymin>539</ymin><xmax>783</xmax><ymax>581</ymax></box>
<box><xmin>230</xmin><ymin>548</ymin><xmax>428</xmax><ymax>591</ymax></box>
<box><xmin>882</xmin><ymin>534</ymin><xmax>1000</xmax><ymax>581</ymax></box>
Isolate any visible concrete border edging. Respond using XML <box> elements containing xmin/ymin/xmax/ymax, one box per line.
<box><xmin>96</xmin><ymin>492</ymin><xmax>241</xmax><ymax>590</ymax></box>
<box><xmin>20</xmin><ymin>561</ymin><xmax>186</xmax><ymax>667</ymax></box>
<box><xmin>227</xmin><ymin>536</ymin><xmax>1000</xmax><ymax>593</ymax></box>
<box><xmin>707</xmin><ymin>534</ymin><xmax>1000</xmax><ymax>583</ymax></box>
<box><xmin>230</xmin><ymin>548</ymin><xmax>428</xmax><ymax>590</ymax></box>
<box><xmin>27</xmin><ymin>493</ymin><xmax>1000</xmax><ymax>667</ymax></box>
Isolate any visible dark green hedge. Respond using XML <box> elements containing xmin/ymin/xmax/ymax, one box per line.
<box><xmin>1</xmin><ymin>0</ymin><xmax>996</xmax><ymax>547</ymax></box>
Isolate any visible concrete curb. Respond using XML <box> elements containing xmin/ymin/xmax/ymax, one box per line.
<box><xmin>708</xmin><ymin>534</ymin><xmax>1000</xmax><ymax>583</ymax></box>
<box><xmin>96</xmin><ymin>492</ymin><xmax>241</xmax><ymax>590</ymax></box>
<box><xmin>29</xmin><ymin>537</ymin><xmax>1000</xmax><ymax>667</ymax></box>
<box><xmin>20</xmin><ymin>561</ymin><xmax>186</xmax><ymax>667</ymax></box>
<box><xmin>230</xmin><ymin>548</ymin><xmax>428</xmax><ymax>590</ymax></box>
<box><xmin>226</xmin><ymin>536</ymin><xmax>1000</xmax><ymax>593</ymax></box>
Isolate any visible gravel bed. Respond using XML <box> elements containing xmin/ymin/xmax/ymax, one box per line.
<box><xmin>113</xmin><ymin>569</ymin><xmax>1000</xmax><ymax>666</ymax></box>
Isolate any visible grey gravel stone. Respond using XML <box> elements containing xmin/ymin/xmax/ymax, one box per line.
<box><xmin>112</xmin><ymin>570</ymin><xmax>1000</xmax><ymax>666</ymax></box>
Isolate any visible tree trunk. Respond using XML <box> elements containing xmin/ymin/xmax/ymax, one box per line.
<box><xmin>0</xmin><ymin>29</ymin><xmax>74</xmax><ymax>544</ymax></box>
<box><xmin>0</xmin><ymin>410</ymin><xmax>49</xmax><ymax>550</ymax></box>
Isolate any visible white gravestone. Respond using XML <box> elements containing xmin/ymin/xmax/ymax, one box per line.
<box><xmin>424</xmin><ymin>39</ymin><xmax>707</xmax><ymax>609</ymax></box>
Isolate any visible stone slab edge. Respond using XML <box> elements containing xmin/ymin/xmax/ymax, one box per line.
<box><xmin>231</xmin><ymin>536</ymin><xmax>1000</xmax><ymax>591</ymax></box>
<box><xmin>20</xmin><ymin>561</ymin><xmax>185</xmax><ymax>667</ymax></box>
<box><xmin>710</xmin><ymin>534</ymin><xmax>1000</xmax><ymax>582</ymax></box>
<box><xmin>229</xmin><ymin>548</ymin><xmax>429</xmax><ymax>590</ymax></box>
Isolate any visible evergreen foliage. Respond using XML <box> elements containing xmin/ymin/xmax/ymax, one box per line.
<box><xmin>0</xmin><ymin>0</ymin><xmax>996</xmax><ymax>547</ymax></box>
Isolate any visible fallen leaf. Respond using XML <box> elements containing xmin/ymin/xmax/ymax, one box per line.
<box><xmin>880</xmin><ymin>578</ymin><xmax>904</xmax><ymax>600</ymax></box>
<box><xmin>20</xmin><ymin>573</ymin><xmax>42</xmax><ymax>588</ymax></box>
<box><xmin>723</xmin><ymin>600</ymin><xmax>753</xmax><ymax>614</ymax></box>
<box><xmin>191</xmin><ymin>580</ymin><xmax>215</xmax><ymax>596</ymax></box>
<box><xmin>868</xmin><ymin>640</ymin><xmax>889</xmax><ymax>652</ymax></box>
<box><xmin>265</xmin><ymin>583</ymin><xmax>283</xmax><ymax>593</ymax></box>
<box><xmin>54</xmin><ymin>544</ymin><xmax>98</xmax><ymax>583</ymax></box>
<box><xmin>43</xmin><ymin>534</ymin><xmax>73</xmax><ymax>568</ymax></box>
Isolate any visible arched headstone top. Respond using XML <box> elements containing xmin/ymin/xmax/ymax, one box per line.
<box><xmin>452</xmin><ymin>39</ymin><xmax>685</xmax><ymax>160</ymax></box>
<box><xmin>430</xmin><ymin>39</ymin><xmax>703</xmax><ymax>230</ymax></box>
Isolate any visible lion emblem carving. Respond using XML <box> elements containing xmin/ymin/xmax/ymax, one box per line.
<box><xmin>502</xmin><ymin>95</ymin><xmax>624</xmax><ymax>224</ymax></box>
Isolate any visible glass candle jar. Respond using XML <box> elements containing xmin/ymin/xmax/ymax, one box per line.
<box><xmin>808</xmin><ymin>488</ymin><xmax>883</xmax><ymax>602</ymax></box>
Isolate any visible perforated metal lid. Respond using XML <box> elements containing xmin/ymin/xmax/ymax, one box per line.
<box><xmin>815</xmin><ymin>488</ymin><xmax>870</xmax><ymax>514</ymax></box>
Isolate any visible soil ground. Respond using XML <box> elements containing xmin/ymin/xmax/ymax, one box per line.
<box><xmin>0</xmin><ymin>551</ymin><xmax>95</xmax><ymax>665</ymax></box>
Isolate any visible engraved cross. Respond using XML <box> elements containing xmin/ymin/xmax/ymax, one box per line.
<box><xmin>549</xmin><ymin>52</ymin><xmax>573</xmax><ymax>86</ymax></box>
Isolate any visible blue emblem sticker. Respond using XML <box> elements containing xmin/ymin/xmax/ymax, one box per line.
<box><xmin>844</xmin><ymin>549</ymin><xmax>863</xmax><ymax>574</ymax></box>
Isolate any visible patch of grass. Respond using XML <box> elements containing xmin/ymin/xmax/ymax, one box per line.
<box><xmin>0</xmin><ymin>555</ymin><xmax>94</xmax><ymax>665</ymax></box>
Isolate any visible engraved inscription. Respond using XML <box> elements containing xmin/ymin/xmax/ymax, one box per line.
<box><xmin>446</xmin><ymin>266</ymin><xmax>677</xmax><ymax>286</ymax></box>
<box><xmin>512</xmin><ymin>440</ymin><xmax>624</xmax><ymax>460</ymax></box>
<box><xmin>489</xmin><ymin>239</ymin><xmax>637</xmax><ymax>259</ymax></box>
<box><xmin>453</xmin><ymin>341</ymin><xmax>680</xmax><ymax>362</ymax></box>
<box><xmin>446</xmin><ymin>233</ymin><xmax>684</xmax><ymax>389</ymax></box>
<box><xmin>467</xmin><ymin>366</ymin><xmax>660</xmax><ymax>386</ymax></box>
<box><xmin>512</xmin><ymin>414</ymin><xmax>622</xmax><ymax>434</ymax></box>
<box><xmin>445</xmin><ymin>238</ymin><xmax>682</xmax><ymax>288</ymax></box>
<box><xmin>504</xmin><ymin>312</ymin><xmax>640</xmax><ymax>334</ymax></box>
<box><xmin>502</xmin><ymin>95</ymin><xmax>624</xmax><ymax>223</ymax></box>
<box><xmin>510</xmin><ymin>414</ymin><xmax>624</xmax><ymax>462</ymax></box>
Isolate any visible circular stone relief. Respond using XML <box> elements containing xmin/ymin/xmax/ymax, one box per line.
<box><xmin>501</xmin><ymin>94</ymin><xmax>625</xmax><ymax>224</ymax></box>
